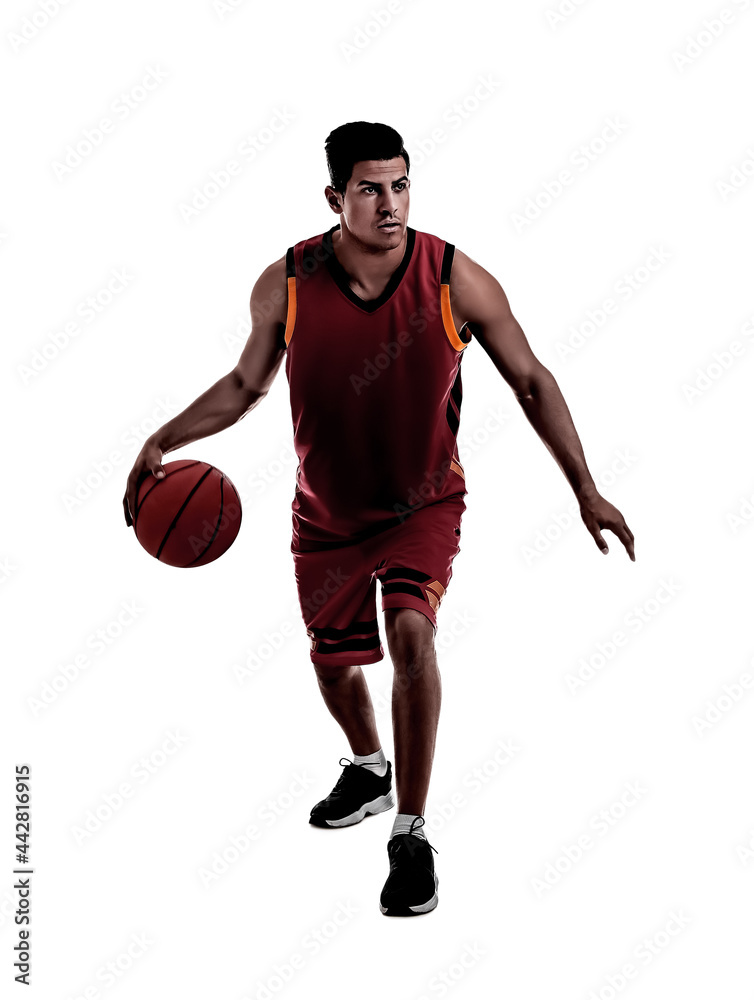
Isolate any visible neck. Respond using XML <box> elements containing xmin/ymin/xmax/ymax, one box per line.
<box><xmin>331</xmin><ymin>222</ymin><xmax>406</xmax><ymax>289</ymax></box>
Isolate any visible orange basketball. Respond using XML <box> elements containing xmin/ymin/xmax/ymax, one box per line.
<box><xmin>133</xmin><ymin>459</ymin><xmax>242</xmax><ymax>567</ymax></box>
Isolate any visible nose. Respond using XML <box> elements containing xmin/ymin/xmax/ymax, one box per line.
<box><xmin>379</xmin><ymin>190</ymin><xmax>398</xmax><ymax>216</ymax></box>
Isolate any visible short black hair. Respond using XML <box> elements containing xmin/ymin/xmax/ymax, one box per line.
<box><xmin>325</xmin><ymin>121</ymin><xmax>410</xmax><ymax>197</ymax></box>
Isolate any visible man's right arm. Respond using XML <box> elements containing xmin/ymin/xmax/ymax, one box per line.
<box><xmin>123</xmin><ymin>255</ymin><xmax>288</xmax><ymax>527</ymax></box>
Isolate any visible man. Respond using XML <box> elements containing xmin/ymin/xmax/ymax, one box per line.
<box><xmin>123</xmin><ymin>121</ymin><xmax>635</xmax><ymax>917</ymax></box>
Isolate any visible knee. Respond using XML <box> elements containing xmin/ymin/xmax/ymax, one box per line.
<box><xmin>384</xmin><ymin>608</ymin><xmax>435</xmax><ymax>664</ymax></box>
<box><xmin>313</xmin><ymin>661</ymin><xmax>354</xmax><ymax>687</ymax></box>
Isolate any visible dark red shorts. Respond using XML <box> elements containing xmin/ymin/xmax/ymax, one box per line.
<box><xmin>292</xmin><ymin>494</ymin><xmax>466</xmax><ymax>667</ymax></box>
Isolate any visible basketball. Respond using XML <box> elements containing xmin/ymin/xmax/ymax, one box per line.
<box><xmin>133</xmin><ymin>459</ymin><xmax>242</xmax><ymax>567</ymax></box>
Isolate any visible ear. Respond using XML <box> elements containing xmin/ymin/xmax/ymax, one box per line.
<box><xmin>324</xmin><ymin>186</ymin><xmax>343</xmax><ymax>214</ymax></box>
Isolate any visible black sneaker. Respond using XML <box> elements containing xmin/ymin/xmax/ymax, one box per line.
<box><xmin>379</xmin><ymin>816</ymin><xmax>439</xmax><ymax>916</ymax></box>
<box><xmin>309</xmin><ymin>757</ymin><xmax>395</xmax><ymax>828</ymax></box>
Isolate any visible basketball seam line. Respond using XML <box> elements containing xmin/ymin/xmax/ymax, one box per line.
<box><xmin>134</xmin><ymin>460</ymin><xmax>203</xmax><ymax>530</ymax></box>
<box><xmin>155</xmin><ymin>466</ymin><xmax>214</xmax><ymax>561</ymax></box>
<box><xmin>186</xmin><ymin>475</ymin><xmax>225</xmax><ymax>567</ymax></box>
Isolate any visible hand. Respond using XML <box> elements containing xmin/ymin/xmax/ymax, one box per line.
<box><xmin>578</xmin><ymin>491</ymin><xmax>635</xmax><ymax>561</ymax></box>
<box><xmin>123</xmin><ymin>438</ymin><xmax>166</xmax><ymax>528</ymax></box>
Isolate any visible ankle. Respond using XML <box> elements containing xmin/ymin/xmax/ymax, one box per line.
<box><xmin>353</xmin><ymin>747</ymin><xmax>388</xmax><ymax>777</ymax></box>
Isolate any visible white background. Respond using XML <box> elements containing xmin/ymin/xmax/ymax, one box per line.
<box><xmin>3</xmin><ymin>0</ymin><xmax>754</xmax><ymax>997</ymax></box>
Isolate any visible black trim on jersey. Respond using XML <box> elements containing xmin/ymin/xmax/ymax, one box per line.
<box><xmin>447</xmin><ymin>366</ymin><xmax>462</xmax><ymax>435</ymax></box>
<box><xmin>446</xmin><ymin>396</ymin><xmax>460</xmax><ymax>436</ymax></box>
<box><xmin>322</xmin><ymin>224</ymin><xmax>416</xmax><ymax>313</ymax></box>
<box><xmin>442</xmin><ymin>241</ymin><xmax>473</xmax><ymax>344</ymax></box>
<box><xmin>441</xmin><ymin>241</ymin><xmax>454</xmax><ymax>284</ymax></box>
<box><xmin>450</xmin><ymin>367</ymin><xmax>463</xmax><ymax>411</ymax></box>
<box><xmin>276</xmin><ymin>246</ymin><xmax>297</xmax><ymax>351</ymax></box>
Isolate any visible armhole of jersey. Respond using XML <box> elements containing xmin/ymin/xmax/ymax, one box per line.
<box><xmin>440</xmin><ymin>242</ymin><xmax>471</xmax><ymax>352</ymax></box>
<box><xmin>283</xmin><ymin>246</ymin><xmax>297</xmax><ymax>348</ymax></box>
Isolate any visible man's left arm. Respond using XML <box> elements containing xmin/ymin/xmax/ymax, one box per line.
<box><xmin>450</xmin><ymin>249</ymin><xmax>635</xmax><ymax>561</ymax></box>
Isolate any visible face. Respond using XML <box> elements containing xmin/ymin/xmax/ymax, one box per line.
<box><xmin>326</xmin><ymin>156</ymin><xmax>410</xmax><ymax>247</ymax></box>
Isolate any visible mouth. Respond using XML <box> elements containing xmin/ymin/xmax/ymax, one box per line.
<box><xmin>378</xmin><ymin>222</ymin><xmax>400</xmax><ymax>231</ymax></box>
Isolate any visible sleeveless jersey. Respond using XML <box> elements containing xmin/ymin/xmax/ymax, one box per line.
<box><xmin>282</xmin><ymin>222</ymin><xmax>471</xmax><ymax>552</ymax></box>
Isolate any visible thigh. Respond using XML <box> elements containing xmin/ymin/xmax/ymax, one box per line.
<box><xmin>292</xmin><ymin>542</ymin><xmax>385</xmax><ymax>668</ymax></box>
<box><xmin>373</xmin><ymin>494</ymin><xmax>466</xmax><ymax>631</ymax></box>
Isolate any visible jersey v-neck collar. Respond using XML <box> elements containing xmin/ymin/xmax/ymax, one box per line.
<box><xmin>322</xmin><ymin>223</ymin><xmax>416</xmax><ymax>313</ymax></box>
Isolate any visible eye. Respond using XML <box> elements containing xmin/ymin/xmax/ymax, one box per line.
<box><xmin>362</xmin><ymin>183</ymin><xmax>407</xmax><ymax>194</ymax></box>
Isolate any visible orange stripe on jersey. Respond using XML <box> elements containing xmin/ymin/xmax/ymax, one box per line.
<box><xmin>440</xmin><ymin>284</ymin><xmax>468</xmax><ymax>352</ymax></box>
<box><xmin>284</xmin><ymin>275</ymin><xmax>297</xmax><ymax>347</ymax></box>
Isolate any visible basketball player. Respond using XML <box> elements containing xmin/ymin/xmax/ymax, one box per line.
<box><xmin>123</xmin><ymin>122</ymin><xmax>635</xmax><ymax>917</ymax></box>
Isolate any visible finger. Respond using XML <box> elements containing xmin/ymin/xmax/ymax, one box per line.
<box><xmin>590</xmin><ymin>522</ymin><xmax>609</xmax><ymax>554</ymax></box>
<box><xmin>617</xmin><ymin>523</ymin><xmax>635</xmax><ymax>561</ymax></box>
<box><xmin>580</xmin><ymin>509</ymin><xmax>607</xmax><ymax>554</ymax></box>
<box><xmin>127</xmin><ymin>472</ymin><xmax>145</xmax><ymax>528</ymax></box>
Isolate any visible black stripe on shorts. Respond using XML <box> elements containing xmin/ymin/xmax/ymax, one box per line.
<box><xmin>380</xmin><ymin>568</ymin><xmax>431</xmax><ymax>584</ymax></box>
<box><xmin>380</xmin><ymin>582</ymin><xmax>425</xmax><ymax>601</ymax></box>
<box><xmin>313</xmin><ymin>636</ymin><xmax>381</xmax><ymax>655</ymax></box>
<box><xmin>309</xmin><ymin>618</ymin><xmax>379</xmax><ymax>641</ymax></box>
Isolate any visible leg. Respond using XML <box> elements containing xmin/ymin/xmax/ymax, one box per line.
<box><xmin>383</xmin><ymin>607</ymin><xmax>440</xmax><ymax>816</ymax></box>
<box><xmin>294</xmin><ymin>543</ymin><xmax>385</xmax><ymax>756</ymax></box>
<box><xmin>312</xmin><ymin>661</ymin><xmax>382</xmax><ymax>757</ymax></box>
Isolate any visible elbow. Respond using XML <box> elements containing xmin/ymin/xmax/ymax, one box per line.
<box><xmin>231</xmin><ymin>368</ymin><xmax>266</xmax><ymax>418</ymax></box>
<box><xmin>513</xmin><ymin>367</ymin><xmax>553</xmax><ymax>404</ymax></box>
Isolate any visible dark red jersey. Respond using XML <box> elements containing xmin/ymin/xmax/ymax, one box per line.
<box><xmin>282</xmin><ymin>222</ymin><xmax>471</xmax><ymax>552</ymax></box>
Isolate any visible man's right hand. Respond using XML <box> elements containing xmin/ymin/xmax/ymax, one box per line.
<box><xmin>123</xmin><ymin>438</ymin><xmax>167</xmax><ymax>528</ymax></box>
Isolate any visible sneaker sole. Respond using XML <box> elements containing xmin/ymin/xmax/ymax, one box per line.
<box><xmin>379</xmin><ymin>873</ymin><xmax>439</xmax><ymax>916</ymax></box>
<box><xmin>310</xmin><ymin>790</ymin><xmax>395</xmax><ymax>828</ymax></box>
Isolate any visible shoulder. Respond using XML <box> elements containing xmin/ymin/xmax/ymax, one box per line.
<box><xmin>449</xmin><ymin>246</ymin><xmax>496</xmax><ymax>290</ymax></box>
<box><xmin>250</xmin><ymin>254</ymin><xmax>288</xmax><ymax>327</ymax></box>
<box><xmin>447</xmin><ymin>246</ymin><xmax>510</xmax><ymax>325</ymax></box>
<box><xmin>256</xmin><ymin>253</ymin><xmax>287</xmax><ymax>285</ymax></box>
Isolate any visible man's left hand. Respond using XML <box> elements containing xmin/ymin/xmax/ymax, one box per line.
<box><xmin>578</xmin><ymin>491</ymin><xmax>635</xmax><ymax>561</ymax></box>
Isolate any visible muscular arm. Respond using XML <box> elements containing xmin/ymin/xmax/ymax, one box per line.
<box><xmin>163</xmin><ymin>257</ymin><xmax>288</xmax><ymax>448</ymax></box>
<box><xmin>123</xmin><ymin>256</ymin><xmax>288</xmax><ymax>525</ymax></box>
<box><xmin>448</xmin><ymin>248</ymin><xmax>635</xmax><ymax>560</ymax></box>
